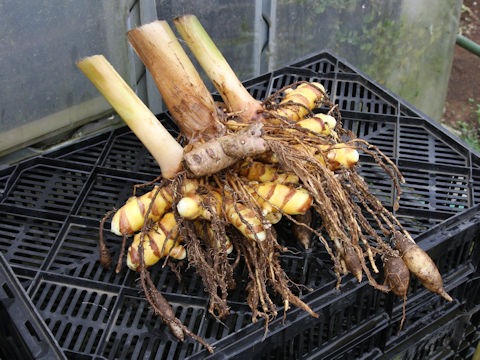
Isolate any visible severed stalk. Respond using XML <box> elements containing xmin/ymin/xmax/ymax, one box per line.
<box><xmin>174</xmin><ymin>14</ymin><xmax>263</xmax><ymax>123</ymax></box>
<box><xmin>128</xmin><ymin>20</ymin><xmax>221</xmax><ymax>141</ymax></box>
<box><xmin>174</xmin><ymin>15</ymin><xmax>326</xmax><ymax>126</ymax></box>
<box><xmin>127</xmin><ymin>21</ymin><xmax>268</xmax><ymax>177</ymax></box>
<box><xmin>77</xmin><ymin>55</ymin><xmax>183</xmax><ymax>179</ymax></box>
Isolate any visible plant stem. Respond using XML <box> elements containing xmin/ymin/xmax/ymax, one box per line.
<box><xmin>174</xmin><ymin>15</ymin><xmax>262</xmax><ymax>123</ymax></box>
<box><xmin>77</xmin><ymin>55</ymin><xmax>183</xmax><ymax>179</ymax></box>
<box><xmin>128</xmin><ymin>20</ymin><xmax>220</xmax><ymax>140</ymax></box>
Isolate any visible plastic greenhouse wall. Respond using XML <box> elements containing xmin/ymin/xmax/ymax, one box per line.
<box><xmin>154</xmin><ymin>0</ymin><xmax>462</xmax><ymax>122</ymax></box>
<box><xmin>0</xmin><ymin>0</ymin><xmax>136</xmax><ymax>157</ymax></box>
<box><xmin>0</xmin><ymin>0</ymin><xmax>462</xmax><ymax>159</ymax></box>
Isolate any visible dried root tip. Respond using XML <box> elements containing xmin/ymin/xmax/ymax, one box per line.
<box><xmin>296</xmin><ymin>113</ymin><xmax>337</xmax><ymax>136</ymax></box>
<box><xmin>438</xmin><ymin>289</ymin><xmax>453</xmax><ymax>302</ymax></box>
<box><xmin>239</xmin><ymin>161</ymin><xmax>299</xmax><ymax>184</ymax></box>
<box><xmin>343</xmin><ymin>243</ymin><xmax>363</xmax><ymax>282</ymax></box>
<box><xmin>148</xmin><ymin>288</ymin><xmax>185</xmax><ymax>341</ymax></box>
<box><xmin>150</xmin><ymin>291</ymin><xmax>185</xmax><ymax>342</ymax></box>
<box><xmin>167</xmin><ymin>321</ymin><xmax>185</xmax><ymax>342</ymax></box>
<box><xmin>127</xmin><ymin>212</ymin><xmax>185</xmax><ymax>271</ymax></box>
<box><xmin>251</xmin><ymin>182</ymin><xmax>313</xmax><ymax>215</ymax></box>
<box><xmin>115</xmin><ymin>234</ymin><xmax>128</xmax><ymax>274</ymax></box>
<box><xmin>99</xmin><ymin>244</ymin><xmax>112</xmax><ymax>268</ymax></box>
<box><xmin>292</xmin><ymin>209</ymin><xmax>312</xmax><ymax>249</ymax></box>
<box><xmin>393</xmin><ymin>232</ymin><xmax>452</xmax><ymax>302</ymax></box>
<box><xmin>98</xmin><ymin>208</ymin><xmax>116</xmax><ymax>268</ymax></box>
<box><xmin>383</xmin><ymin>254</ymin><xmax>410</xmax><ymax>297</ymax></box>
<box><xmin>272</xmin><ymin>82</ymin><xmax>325</xmax><ymax>122</ymax></box>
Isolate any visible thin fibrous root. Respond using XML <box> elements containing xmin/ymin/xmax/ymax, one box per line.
<box><xmin>136</xmin><ymin>173</ymin><xmax>213</xmax><ymax>353</ymax></box>
<box><xmin>229</xmin><ymin>175</ymin><xmax>318</xmax><ymax>319</ymax></box>
<box><xmin>115</xmin><ymin>233</ymin><xmax>128</xmax><ymax>273</ymax></box>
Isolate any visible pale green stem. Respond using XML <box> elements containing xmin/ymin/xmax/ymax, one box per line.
<box><xmin>77</xmin><ymin>55</ymin><xmax>183</xmax><ymax>179</ymax></box>
<box><xmin>174</xmin><ymin>15</ymin><xmax>262</xmax><ymax>122</ymax></box>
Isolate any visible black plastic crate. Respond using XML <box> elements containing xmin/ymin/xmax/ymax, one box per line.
<box><xmin>0</xmin><ymin>253</ymin><xmax>66</xmax><ymax>359</ymax></box>
<box><xmin>380</xmin><ymin>300</ymin><xmax>480</xmax><ymax>360</ymax></box>
<box><xmin>0</xmin><ymin>50</ymin><xmax>479</xmax><ymax>359</ymax></box>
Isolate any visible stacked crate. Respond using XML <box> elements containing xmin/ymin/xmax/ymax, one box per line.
<box><xmin>0</xmin><ymin>51</ymin><xmax>478</xmax><ymax>359</ymax></box>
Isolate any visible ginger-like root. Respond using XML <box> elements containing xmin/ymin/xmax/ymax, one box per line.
<box><xmin>296</xmin><ymin>114</ymin><xmax>337</xmax><ymax>136</ymax></box>
<box><xmin>177</xmin><ymin>193</ymin><xmax>217</xmax><ymax>221</ymax></box>
<box><xmin>249</xmin><ymin>182</ymin><xmax>312</xmax><ymax>215</ymax></box>
<box><xmin>261</xmin><ymin>82</ymin><xmax>326</xmax><ymax>124</ymax></box>
<box><xmin>257</xmin><ymin>144</ymin><xmax>359</xmax><ymax>171</ymax></box>
<box><xmin>317</xmin><ymin>144</ymin><xmax>360</xmax><ymax>171</ymax></box>
<box><xmin>127</xmin><ymin>212</ymin><xmax>186</xmax><ymax>271</ymax></box>
<box><xmin>239</xmin><ymin>161</ymin><xmax>299</xmax><ymax>184</ymax></box>
<box><xmin>225</xmin><ymin>198</ymin><xmax>267</xmax><ymax>242</ymax></box>
<box><xmin>111</xmin><ymin>179</ymin><xmax>197</xmax><ymax>236</ymax></box>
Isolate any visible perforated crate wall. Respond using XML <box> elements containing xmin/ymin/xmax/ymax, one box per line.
<box><xmin>0</xmin><ymin>50</ymin><xmax>479</xmax><ymax>359</ymax></box>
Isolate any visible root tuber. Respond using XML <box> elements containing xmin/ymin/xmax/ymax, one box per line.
<box><xmin>111</xmin><ymin>179</ymin><xmax>197</xmax><ymax>236</ymax></box>
<box><xmin>383</xmin><ymin>254</ymin><xmax>410</xmax><ymax>298</ymax></box>
<box><xmin>393</xmin><ymin>232</ymin><xmax>452</xmax><ymax>302</ymax></box>
<box><xmin>127</xmin><ymin>212</ymin><xmax>185</xmax><ymax>271</ymax></box>
<box><xmin>239</xmin><ymin>161</ymin><xmax>299</xmax><ymax>184</ymax></box>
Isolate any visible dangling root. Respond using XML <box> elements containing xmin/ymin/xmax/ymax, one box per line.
<box><xmin>172</xmin><ymin>174</ymin><xmax>235</xmax><ymax>319</ymax></box>
<box><xmin>227</xmin><ymin>174</ymin><xmax>318</xmax><ymax>321</ymax></box>
<box><xmin>115</xmin><ymin>233</ymin><xmax>128</xmax><ymax>273</ymax></box>
<box><xmin>265</xmin><ymin>135</ymin><xmax>400</xmax><ymax>291</ymax></box>
<box><xmin>98</xmin><ymin>209</ymin><xmax>117</xmax><ymax>268</ymax></box>
<box><xmin>135</xmin><ymin>175</ymin><xmax>214</xmax><ymax>353</ymax></box>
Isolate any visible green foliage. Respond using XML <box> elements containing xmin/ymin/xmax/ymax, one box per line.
<box><xmin>457</xmin><ymin>101</ymin><xmax>480</xmax><ymax>152</ymax></box>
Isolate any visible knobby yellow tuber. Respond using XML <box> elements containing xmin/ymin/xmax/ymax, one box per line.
<box><xmin>239</xmin><ymin>161</ymin><xmax>299</xmax><ymax>184</ymax></box>
<box><xmin>111</xmin><ymin>179</ymin><xmax>197</xmax><ymax>236</ymax></box>
<box><xmin>127</xmin><ymin>212</ymin><xmax>185</xmax><ymax>271</ymax></box>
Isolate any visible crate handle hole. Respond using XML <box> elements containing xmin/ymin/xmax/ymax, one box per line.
<box><xmin>25</xmin><ymin>320</ymin><xmax>41</xmax><ymax>343</ymax></box>
<box><xmin>2</xmin><ymin>283</ymin><xmax>14</xmax><ymax>299</ymax></box>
